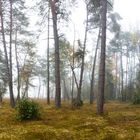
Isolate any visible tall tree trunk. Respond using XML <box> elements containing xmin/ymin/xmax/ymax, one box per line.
<box><xmin>50</xmin><ymin>0</ymin><xmax>61</xmax><ymax>108</ymax></box>
<box><xmin>71</xmin><ymin>24</ymin><xmax>76</xmax><ymax>102</ymax></box>
<box><xmin>23</xmin><ymin>78</ymin><xmax>29</xmax><ymax>98</ymax></box>
<box><xmin>38</xmin><ymin>76</ymin><xmax>41</xmax><ymax>99</ymax></box>
<box><xmin>63</xmin><ymin>79</ymin><xmax>69</xmax><ymax>101</ymax></box>
<box><xmin>0</xmin><ymin>0</ymin><xmax>15</xmax><ymax>107</ymax></box>
<box><xmin>70</xmin><ymin>65</ymin><xmax>79</xmax><ymax>90</ymax></box>
<box><xmin>90</xmin><ymin>29</ymin><xmax>100</xmax><ymax>104</ymax></box>
<box><xmin>76</xmin><ymin>4</ymin><xmax>89</xmax><ymax>101</ymax></box>
<box><xmin>118</xmin><ymin>64</ymin><xmax>121</xmax><ymax>97</ymax></box>
<box><xmin>15</xmin><ymin>27</ymin><xmax>21</xmax><ymax>101</ymax></box>
<box><xmin>97</xmin><ymin>0</ymin><xmax>107</xmax><ymax>115</ymax></box>
<box><xmin>133</xmin><ymin>51</ymin><xmax>136</xmax><ymax>82</ymax></box>
<box><xmin>125</xmin><ymin>49</ymin><xmax>128</xmax><ymax>101</ymax></box>
<box><xmin>120</xmin><ymin>50</ymin><xmax>124</xmax><ymax>101</ymax></box>
<box><xmin>9</xmin><ymin>0</ymin><xmax>15</xmax><ymax>106</ymax></box>
<box><xmin>0</xmin><ymin>94</ymin><xmax>2</xmax><ymax>103</ymax></box>
<box><xmin>71</xmin><ymin>66</ymin><xmax>74</xmax><ymax>101</ymax></box>
<box><xmin>47</xmin><ymin>6</ymin><xmax>50</xmax><ymax>104</ymax></box>
<box><xmin>115</xmin><ymin>53</ymin><xmax>118</xmax><ymax>99</ymax></box>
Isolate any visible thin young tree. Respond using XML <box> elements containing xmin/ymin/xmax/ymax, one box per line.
<box><xmin>90</xmin><ymin>29</ymin><xmax>100</xmax><ymax>104</ymax></box>
<box><xmin>76</xmin><ymin>2</ymin><xmax>89</xmax><ymax>103</ymax></box>
<box><xmin>47</xmin><ymin>6</ymin><xmax>50</xmax><ymax>104</ymax></box>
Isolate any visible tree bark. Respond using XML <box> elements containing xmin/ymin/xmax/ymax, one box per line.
<box><xmin>97</xmin><ymin>0</ymin><xmax>107</xmax><ymax>115</ymax></box>
<box><xmin>50</xmin><ymin>0</ymin><xmax>61</xmax><ymax>108</ymax></box>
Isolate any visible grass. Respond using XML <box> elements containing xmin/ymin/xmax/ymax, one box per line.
<box><xmin>0</xmin><ymin>100</ymin><xmax>140</xmax><ymax>140</ymax></box>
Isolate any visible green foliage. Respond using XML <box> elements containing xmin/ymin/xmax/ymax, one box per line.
<box><xmin>133</xmin><ymin>94</ymin><xmax>140</xmax><ymax>104</ymax></box>
<box><xmin>72</xmin><ymin>98</ymin><xmax>83</xmax><ymax>108</ymax></box>
<box><xmin>16</xmin><ymin>98</ymin><xmax>40</xmax><ymax>121</ymax></box>
<box><xmin>124</xmin><ymin>82</ymin><xmax>135</xmax><ymax>101</ymax></box>
<box><xmin>74</xmin><ymin>49</ymin><xmax>84</xmax><ymax>60</ymax></box>
<box><xmin>133</xmin><ymin>70</ymin><xmax>140</xmax><ymax>104</ymax></box>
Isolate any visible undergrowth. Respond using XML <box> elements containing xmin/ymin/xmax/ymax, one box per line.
<box><xmin>15</xmin><ymin>98</ymin><xmax>40</xmax><ymax>121</ymax></box>
<box><xmin>0</xmin><ymin>100</ymin><xmax>140</xmax><ymax>140</ymax></box>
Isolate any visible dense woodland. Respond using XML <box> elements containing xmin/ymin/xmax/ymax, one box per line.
<box><xmin>0</xmin><ymin>0</ymin><xmax>140</xmax><ymax>139</ymax></box>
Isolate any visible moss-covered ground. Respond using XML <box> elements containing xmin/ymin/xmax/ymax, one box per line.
<box><xmin>0</xmin><ymin>100</ymin><xmax>140</xmax><ymax>140</ymax></box>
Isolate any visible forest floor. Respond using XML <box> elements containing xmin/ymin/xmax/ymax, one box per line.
<box><xmin>0</xmin><ymin>100</ymin><xmax>140</xmax><ymax>140</ymax></box>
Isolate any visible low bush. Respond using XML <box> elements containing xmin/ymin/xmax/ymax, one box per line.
<box><xmin>16</xmin><ymin>98</ymin><xmax>40</xmax><ymax>121</ymax></box>
<box><xmin>133</xmin><ymin>94</ymin><xmax>140</xmax><ymax>104</ymax></box>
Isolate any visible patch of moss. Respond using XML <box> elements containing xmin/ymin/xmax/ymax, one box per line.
<box><xmin>0</xmin><ymin>100</ymin><xmax>140</xmax><ymax>140</ymax></box>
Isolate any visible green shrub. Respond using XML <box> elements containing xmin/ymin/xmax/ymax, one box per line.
<box><xmin>16</xmin><ymin>98</ymin><xmax>40</xmax><ymax>121</ymax></box>
<box><xmin>133</xmin><ymin>94</ymin><xmax>140</xmax><ymax>104</ymax></box>
<box><xmin>72</xmin><ymin>98</ymin><xmax>83</xmax><ymax>108</ymax></box>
